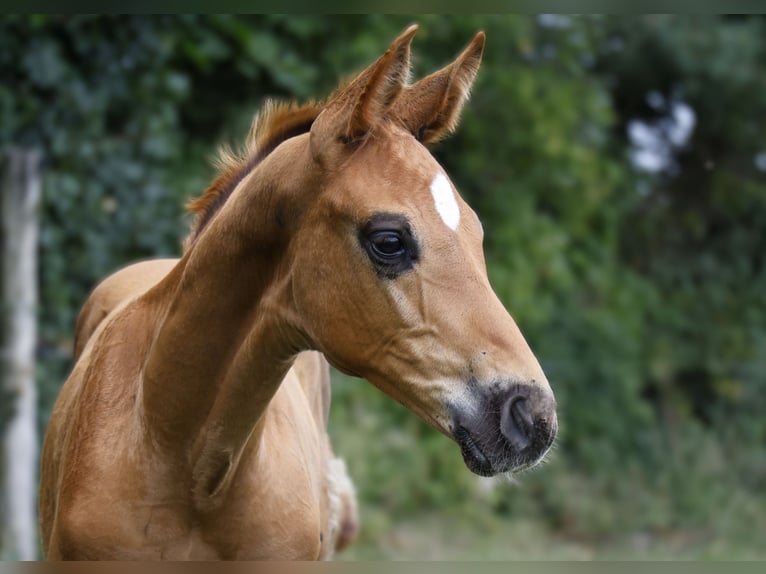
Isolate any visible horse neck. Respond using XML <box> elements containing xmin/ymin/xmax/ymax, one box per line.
<box><xmin>140</xmin><ymin>135</ymin><xmax>314</xmax><ymax>502</ymax></box>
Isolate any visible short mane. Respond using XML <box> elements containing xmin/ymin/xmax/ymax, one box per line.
<box><xmin>185</xmin><ymin>100</ymin><xmax>323</xmax><ymax>246</ymax></box>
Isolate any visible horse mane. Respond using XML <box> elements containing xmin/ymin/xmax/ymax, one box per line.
<box><xmin>185</xmin><ymin>100</ymin><xmax>323</xmax><ymax>247</ymax></box>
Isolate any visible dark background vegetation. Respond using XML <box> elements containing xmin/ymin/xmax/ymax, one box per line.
<box><xmin>1</xmin><ymin>14</ymin><xmax>765</xmax><ymax>558</ymax></box>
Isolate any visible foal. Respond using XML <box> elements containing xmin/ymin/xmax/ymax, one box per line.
<box><xmin>40</xmin><ymin>26</ymin><xmax>557</xmax><ymax>560</ymax></box>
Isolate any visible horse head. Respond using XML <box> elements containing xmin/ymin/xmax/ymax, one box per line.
<box><xmin>285</xmin><ymin>25</ymin><xmax>557</xmax><ymax>477</ymax></box>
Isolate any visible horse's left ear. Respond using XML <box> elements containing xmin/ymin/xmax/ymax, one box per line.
<box><xmin>394</xmin><ymin>31</ymin><xmax>485</xmax><ymax>144</ymax></box>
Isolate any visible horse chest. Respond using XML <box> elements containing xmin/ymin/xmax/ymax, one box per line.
<box><xmin>206</xmin><ymin>426</ymin><xmax>329</xmax><ymax>559</ymax></box>
<box><xmin>170</xmin><ymin>417</ymin><xmax>330</xmax><ymax>559</ymax></box>
<box><xmin>56</xmin><ymin>457</ymin><xmax>327</xmax><ymax>560</ymax></box>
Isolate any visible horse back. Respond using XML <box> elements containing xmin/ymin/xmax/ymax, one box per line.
<box><xmin>73</xmin><ymin>259</ymin><xmax>179</xmax><ymax>360</ymax></box>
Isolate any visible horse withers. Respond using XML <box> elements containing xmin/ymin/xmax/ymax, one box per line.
<box><xmin>39</xmin><ymin>25</ymin><xmax>557</xmax><ymax>560</ymax></box>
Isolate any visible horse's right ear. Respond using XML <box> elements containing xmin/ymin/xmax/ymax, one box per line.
<box><xmin>311</xmin><ymin>25</ymin><xmax>418</xmax><ymax>161</ymax></box>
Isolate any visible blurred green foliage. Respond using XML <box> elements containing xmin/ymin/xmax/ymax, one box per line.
<box><xmin>1</xmin><ymin>14</ymin><xmax>764</xmax><ymax>558</ymax></box>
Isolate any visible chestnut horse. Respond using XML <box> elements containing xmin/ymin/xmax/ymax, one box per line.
<box><xmin>39</xmin><ymin>26</ymin><xmax>557</xmax><ymax>560</ymax></box>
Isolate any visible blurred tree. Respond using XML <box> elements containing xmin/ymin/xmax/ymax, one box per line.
<box><xmin>1</xmin><ymin>148</ymin><xmax>41</xmax><ymax>560</ymax></box>
<box><xmin>593</xmin><ymin>15</ymin><xmax>766</xmax><ymax>486</ymax></box>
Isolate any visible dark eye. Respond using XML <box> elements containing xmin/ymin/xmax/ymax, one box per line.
<box><xmin>359</xmin><ymin>213</ymin><xmax>419</xmax><ymax>279</ymax></box>
<box><xmin>369</xmin><ymin>231</ymin><xmax>404</xmax><ymax>259</ymax></box>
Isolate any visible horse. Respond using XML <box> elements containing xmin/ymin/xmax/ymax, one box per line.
<box><xmin>39</xmin><ymin>25</ymin><xmax>558</xmax><ymax>560</ymax></box>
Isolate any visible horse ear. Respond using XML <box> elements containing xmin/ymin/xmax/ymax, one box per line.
<box><xmin>394</xmin><ymin>31</ymin><xmax>485</xmax><ymax>144</ymax></box>
<box><xmin>345</xmin><ymin>24</ymin><xmax>418</xmax><ymax>141</ymax></box>
<box><xmin>312</xmin><ymin>24</ymin><xmax>417</xmax><ymax>153</ymax></box>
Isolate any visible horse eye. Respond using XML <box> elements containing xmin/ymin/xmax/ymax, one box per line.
<box><xmin>359</xmin><ymin>214</ymin><xmax>419</xmax><ymax>279</ymax></box>
<box><xmin>370</xmin><ymin>232</ymin><xmax>404</xmax><ymax>258</ymax></box>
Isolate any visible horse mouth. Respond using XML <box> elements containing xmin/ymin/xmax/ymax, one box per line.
<box><xmin>454</xmin><ymin>426</ymin><xmax>494</xmax><ymax>477</ymax></box>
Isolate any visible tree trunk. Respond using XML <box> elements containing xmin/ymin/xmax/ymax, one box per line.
<box><xmin>0</xmin><ymin>148</ymin><xmax>41</xmax><ymax>560</ymax></box>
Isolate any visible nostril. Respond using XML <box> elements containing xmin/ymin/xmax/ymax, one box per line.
<box><xmin>500</xmin><ymin>396</ymin><xmax>533</xmax><ymax>451</ymax></box>
<box><xmin>511</xmin><ymin>397</ymin><xmax>534</xmax><ymax>433</ymax></box>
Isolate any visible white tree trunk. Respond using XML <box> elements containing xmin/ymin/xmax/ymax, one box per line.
<box><xmin>1</xmin><ymin>148</ymin><xmax>41</xmax><ymax>560</ymax></box>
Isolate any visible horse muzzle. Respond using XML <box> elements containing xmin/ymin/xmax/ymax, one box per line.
<box><xmin>451</xmin><ymin>381</ymin><xmax>557</xmax><ymax>477</ymax></box>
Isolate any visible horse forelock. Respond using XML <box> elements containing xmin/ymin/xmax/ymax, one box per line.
<box><xmin>184</xmin><ymin>100</ymin><xmax>323</xmax><ymax>248</ymax></box>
